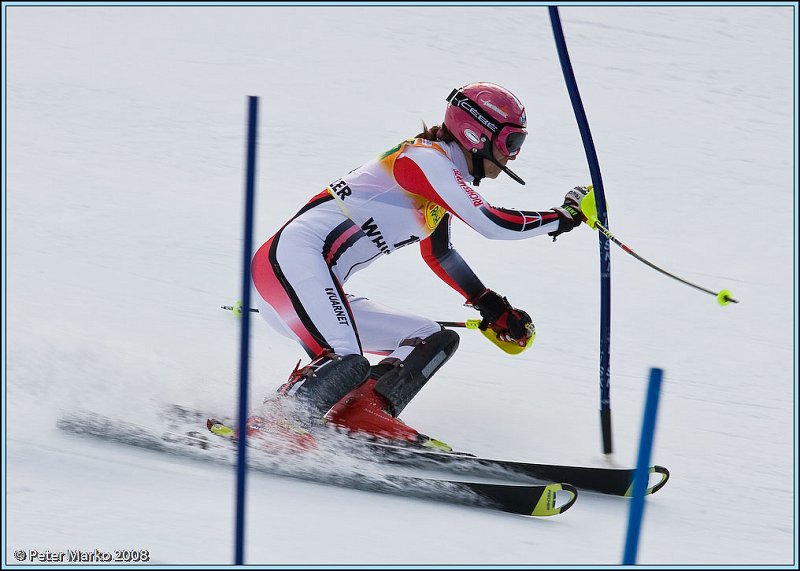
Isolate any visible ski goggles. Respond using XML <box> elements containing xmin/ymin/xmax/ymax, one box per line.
<box><xmin>446</xmin><ymin>89</ymin><xmax>528</xmax><ymax>158</ymax></box>
<box><xmin>495</xmin><ymin>125</ymin><xmax>527</xmax><ymax>158</ymax></box>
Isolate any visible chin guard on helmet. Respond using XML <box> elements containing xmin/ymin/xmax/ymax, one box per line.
<box><xmin>468</xmin><ymin>142</ymin><xmax>525</xmax><ymax>187</ymax></box>
<box><xmin>471</xmin><ymin>146</ymin><xmax>526</xmax><ymax>186</ymax></box>
<box><xmin>471</xmin><ymin>153</ymin><xmax>485</xmax><ymax>186</ymax></box>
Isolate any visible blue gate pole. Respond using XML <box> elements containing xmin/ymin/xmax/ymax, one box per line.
<box><xmin>548</xmin><ymin>6</ymin><xmax>614</xmax><ymax>454</ymax></box>
<box><xmin>235</xmin><ymin>95</ymin><xmax>259</xmax><ymax>566</ymax></box>
<box><xmin>623</xmin><ymin>367</ymin><xmax>664</xmax><ymax>564</ymax></box>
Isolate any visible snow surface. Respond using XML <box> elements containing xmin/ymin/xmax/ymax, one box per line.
<box><xmin>4</xmin><ymin>3</ymin><xmax>797</xmax><ymax>567</ymax></box>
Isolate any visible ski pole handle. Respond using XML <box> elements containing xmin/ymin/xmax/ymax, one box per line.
<box><xmin>589</xmin><ymin>222</ymin><xmax>738</xmax><ymax>306</ymax></box>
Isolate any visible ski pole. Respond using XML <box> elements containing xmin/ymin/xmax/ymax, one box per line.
<box><xmin>222</xmin><ymin>304</ymin><xmax>531</xmax><ymax>354</ymax></box>
<box><xmin>588</xmin><ymin>221</ymin><xmax>738</xmax><ymax>306</ymax></box>
<box><xmin>430</xmin><ymin>320</ymin><xmax>481</xmax><ymax>329</ymax></box>
<box><xmin>222</xmin><ymin>304</ymin><xmax>260</xmax><ymax>314</ymax></box>
<box><xmin>221</xmin><ymin>304</ymin><xmax>481</xmax><ymax>328</ymax></box>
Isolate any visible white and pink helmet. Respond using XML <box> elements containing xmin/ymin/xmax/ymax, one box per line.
<box><xmin>444</xmin><ymin>82</ymin><xmax>528</xmax><ymax>160</ymax></box>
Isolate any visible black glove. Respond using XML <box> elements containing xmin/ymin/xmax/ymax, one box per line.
<box><xmin>470</xmin><ymin>289</ymin><xmax>534</xmax><ymax>347</ymax></box>
<box><xmin>549</xmin><ymin>185</ymin><xmax>591</xmax><ymax>239</ymax></box>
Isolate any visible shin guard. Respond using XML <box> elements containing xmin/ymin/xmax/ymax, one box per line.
<box><xmin>373</xmin><ymin>329</ymin><xmax>459</xmax><ymax>416</ymax></box>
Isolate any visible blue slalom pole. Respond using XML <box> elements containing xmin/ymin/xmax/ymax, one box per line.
<box><xmin>623</xmin><ymin>367</ymin><xmax>664</xmax><ymax>564</ymax></box>
<box><xmin>548</xmin><ymin>6</ymin><xmax>614</xmax><ymax>454</ymax></box>
<box><xmin>235</xmin><ymin>95</ymin><xmax>259</xmax><ymax>566</ymax></box>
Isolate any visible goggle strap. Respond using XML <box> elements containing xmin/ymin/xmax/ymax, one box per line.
<box><xmin>446</xmin><ymin>89</ymin><xmax>501</xmax><ymax>135</ymax></box>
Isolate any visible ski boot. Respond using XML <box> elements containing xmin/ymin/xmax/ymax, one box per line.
<box><xmin>208</xmin><ymin>351</ymin><xmax>371</xmax><ymax>454</ymax></box>
<box><xmin>278</xmin><ymin>351</ymin><xmax>371</xmax><ymax>415</ymax></box>
<box><xmin>324</xmin><ymin>378</ymin><xmax>452</xmax><ymax>451</ymax></box>
<box><xmin>325</xmin><ymin>328</ymin><xmax>458</xmax><ymax>450</ymax></box>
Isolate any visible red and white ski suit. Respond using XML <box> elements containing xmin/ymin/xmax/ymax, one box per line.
<box><xmin>251</xmin><ymin>138</ymin><xmax>561</xmax><ymax>363</ymax></box>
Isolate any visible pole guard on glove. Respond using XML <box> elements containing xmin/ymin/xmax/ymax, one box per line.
<box><xmin>468</xmin><ymin>289</ymin><xmax>536</xmax><ymax>354</ymax></box>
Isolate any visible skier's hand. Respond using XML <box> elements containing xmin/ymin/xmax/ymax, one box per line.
<box><xmin>549</xmin><ymin>185</ymin><xmax>594</xmax><ymax>238</ymax></box>
<box><xmin>470</xmin><ymin>289</ymin><xmax>534</xmax><ymax>347</ymax></box>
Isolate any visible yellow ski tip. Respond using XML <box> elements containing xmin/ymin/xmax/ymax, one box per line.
<box><xmin>209</xmin><ymin>421</ymin><xmax>235</xmax><ymax>438</ymax></box>
<box><xmin>623</xmin><ymin>465</ymin><xmax>671</xmax><ymax>496</ymax></box>
<box><xmin>421</xmin><ymin>437</ymin><xmax>453</xmax><ymax>453</ymax></box>
<box><xmin>532</xmin><ymin>483</ymin><xmax>578</xmax><ymax>516</ymax></box>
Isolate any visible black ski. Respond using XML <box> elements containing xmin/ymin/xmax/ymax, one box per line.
<box><xmin>375</xmin><ymin>476</ymin><xmax>577</xmax><ymax>517</ymax></box>
<box><xmin>359</xmin><ymin>440</ymin><xmax>670</xmax><ymax>497</ymax></box>
<box><xmin>56</xmin><ymin>410</ymin><xmax>577</xmax><ymax>517</ymax></box>
<box><xmin>163</xmin><ymin>404</ymin><xmax>669</xmax><ymax>497</ymax></box>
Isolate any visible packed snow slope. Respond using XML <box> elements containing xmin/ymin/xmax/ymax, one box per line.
<box><xmin>5</xmin><ymin>4</ymin><xmax>796</xmax><ymax>567</ymax></box>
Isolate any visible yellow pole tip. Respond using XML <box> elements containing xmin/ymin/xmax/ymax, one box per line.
<box><xmin>717</xmin><ymin>289</ymin><xmax>735</xmax><ymax>306</ymax></box>
<box><xmin>233</xmin><ymin>300</ymin><xmax>244</xmax><ymax>317</ymax></box>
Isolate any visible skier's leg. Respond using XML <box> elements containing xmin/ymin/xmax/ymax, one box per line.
<box><xmin>251</xmin><ymin>216</ymin><xmax>370</xmax><ymax>417</ymax></box>
<box><xmin>251</xmin><ymin>232</ymin><xmax>363</xmax><ymax>359</ymax></box>
<box><xmin>346</xmin><ymin>295</ymin><xmax>443</xmax><ymax>359</ymax></box>
<box><xmin>348</xmin><ymin>295</ymin><xmax>460</xmax><ymax>414</ymax></box>
<box><xmin>371</xmin><ymin>328</ymin><xmax>460</xmax><ymax>416</ymax></box>
<box><xmin>324</xmin><ymin>296</ymin><xmax>459</xmax><ymax>442</ymax></box>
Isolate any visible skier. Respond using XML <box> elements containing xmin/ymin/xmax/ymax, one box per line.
<box><xmin>248</xmin><ymin>82</ymin><xmax>594</xmax><ymax>449</ymax></box>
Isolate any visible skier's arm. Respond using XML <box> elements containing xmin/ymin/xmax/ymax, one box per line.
<box><xmin>394</xmin><ymin>149</ymin><xmax>564</xmax><ymax>240</ymax></box>
<box><xmin>419</xmin><ymin>214</ymin><xmax>486</xmax><ymax>301</ymax></box>
<box><xmin>420</xmin><ymin>215</ymin><xmax>533</xmax><ymax>348</ymax></box>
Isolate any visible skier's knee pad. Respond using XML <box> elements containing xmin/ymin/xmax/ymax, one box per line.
<box><xmin>373</xmin><ymin>329</ymin><xmax>460</xmax><ymax>417</ymax></box>
<box><xmin>293</xmin><ymin>354</ymin><xmax>371</xmax><ymax>415</ymax></box>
